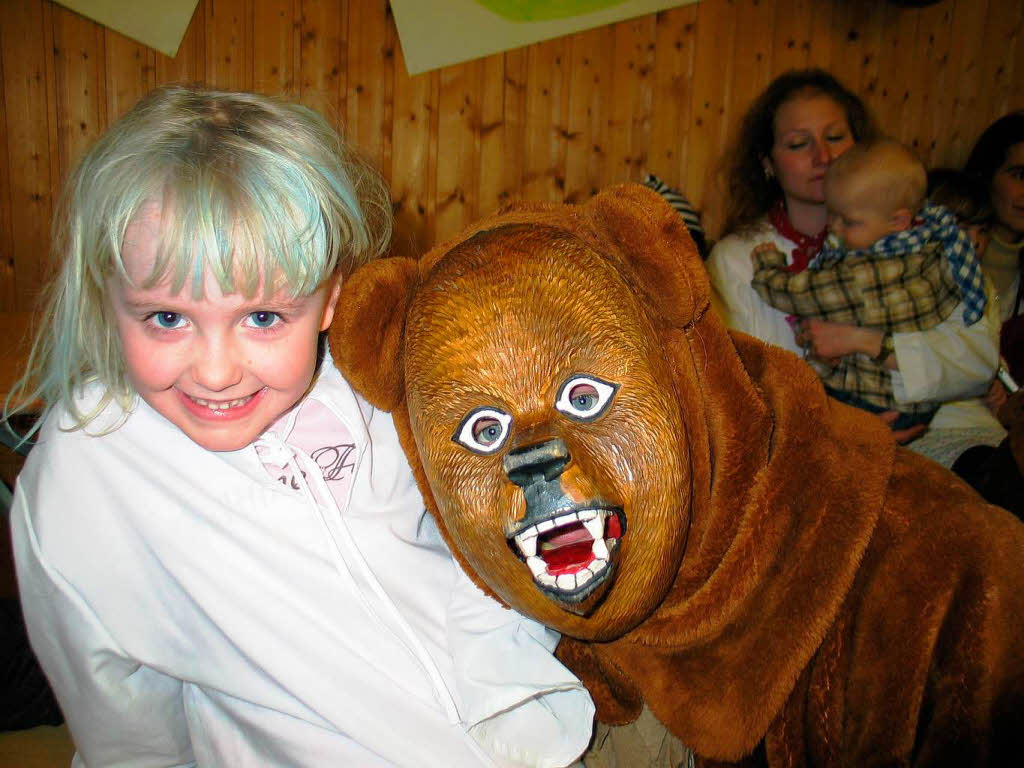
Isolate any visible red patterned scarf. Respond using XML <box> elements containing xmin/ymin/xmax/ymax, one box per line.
<box><xmin>767</xmin><ymin>200</ymin><xmax>827</xmax><ymax>273</ymax></box>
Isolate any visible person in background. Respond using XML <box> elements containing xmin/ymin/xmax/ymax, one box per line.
<box><xmin>707</xmin><ymin>68</ymin><xmax>1000</xmax><ymax>444</ymax></box>
<box><xmin>6</xmin><ymin>86</ymin><xmax>594</xmax><ymax>768</ymax></box>
<box><xmin>906</xmin><ymin>169</ymin><xmax>1008</xmax><ymax>470</ymax></box>
<box><xmin>926</xmin><ymin>168</ymin><xmax>992</xmax><ymax>253</ymax></box>
<box><xmin>916</xmin><ymin>114</ymin><xmax>1024</xmax><ymax>519</ymax></box>
<box><xmin>964</xmin><ymin>112</ymin><xmax>1024</xmax><ymax>404</ymax></box>
<box><xmin>750</xmin><ymin>138</ymin><xmax>985</xmax><ymax>432</ymax></box>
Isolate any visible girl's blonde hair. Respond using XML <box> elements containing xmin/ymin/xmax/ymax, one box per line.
<box><xmin>8</xmin><ymin>85</ymin><xmax>391</xmax><ymax>434</ymax></box>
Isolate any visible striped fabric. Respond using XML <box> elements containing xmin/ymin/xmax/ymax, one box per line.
<box><xmin>643</xmin><ymin>173</ymin><xmax>707</xmax><ymax>257</ymax></box>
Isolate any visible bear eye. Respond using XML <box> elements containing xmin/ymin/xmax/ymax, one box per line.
<box><xmin>555</xmin><ymin>375</ymin><xmax>619</xmax><ymax>422</ymax></box>
<box><xmin>453</xmin><ymin>407</ymin><xmax>513</xmax><ymax>454</ymax></box>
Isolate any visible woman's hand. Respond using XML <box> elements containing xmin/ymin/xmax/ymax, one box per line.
<box><xmin>986</xmin><ymin>378</ymin><xmax>1009</xmax><ymax>419</ymax></box>
<box><xmin>877</xmin><ymin>410</ymin><xmax>928</xmax><ymax>444</ymax></box>
<box><xmin>795</xmin><ymin>319</ymin><xmax>892</xmax><ymax>368</ymax></box>
<box><xmin>752</xmin><ymin>242</ymin><xmax>783</xmax><ymax>259</ymax></box>
<box><xmin>793</xmin><ymin>320</ymin><xmax>921</xmax><ymax>442</ymax></box>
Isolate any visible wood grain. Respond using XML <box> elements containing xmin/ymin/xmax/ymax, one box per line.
<box><xmin>0</xmin><ymin>0</ymin><xmax>1021</xmax><ymax>310</ymax></box>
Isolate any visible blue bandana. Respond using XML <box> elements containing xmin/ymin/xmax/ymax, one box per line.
<box><xmin>816</xmin><ymin>203</ymin><xmax>987</xmax><ymax>326</ymax></box>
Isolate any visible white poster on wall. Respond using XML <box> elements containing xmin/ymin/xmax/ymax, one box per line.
<box><xmin>53</xmin><ymin>0</ymin><xmax>199</xmax><ymax>57</ymax></box>
<box><xmin>392</xmin><ymin>0</ymin><xmax>700</xmax><ymax>76</ymax></box>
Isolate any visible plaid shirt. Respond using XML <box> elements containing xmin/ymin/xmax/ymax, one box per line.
<box><xmin>750</xmin><ymin>233</ymin><xmax>965</xmax><ymax>413</ymax></box>
<box><xmin>751</xmin><ymin>238</ymin><xmax>962</xmax><ymax>331</ymax></box>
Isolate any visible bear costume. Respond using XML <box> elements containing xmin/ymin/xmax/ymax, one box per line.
<box><xmin>330</xmin><ymin>183</ymin><xmax>1024</xmax><ymax>766</ymax></box>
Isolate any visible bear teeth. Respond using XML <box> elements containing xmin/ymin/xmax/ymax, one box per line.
<box><xmin>514</xmin><ymin>509</ymin><xmax>611</xmax><ymax>590</ymax></box>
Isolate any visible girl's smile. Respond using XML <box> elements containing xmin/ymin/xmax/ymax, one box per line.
<box><xmin>177</xmin><ymin>388</ymin><xmax>265</xmax><ymax>419</ymax></box>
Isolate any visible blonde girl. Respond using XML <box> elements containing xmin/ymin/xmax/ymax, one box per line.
<box><xmin>9</xmin><ymin>86</ymin><xmax>592</xmax><ymax>768</ymax></box>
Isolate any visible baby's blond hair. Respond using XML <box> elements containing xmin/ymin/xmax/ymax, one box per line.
<box><xmin>825</xmin><ymin>138</ymin><xmax>926</xmax><ymax>216</ymax></box>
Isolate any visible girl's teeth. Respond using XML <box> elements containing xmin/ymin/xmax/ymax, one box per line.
<box><xmin>191</xmin><ymin>395</ymin><xmax>252</xmax><ymax>410</ymax></box>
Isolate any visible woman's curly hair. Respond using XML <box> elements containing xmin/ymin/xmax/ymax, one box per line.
<box><xmin>721</xmin><ymin>69</ymin><xmax>878</xmax><ymax>235</ymax></box>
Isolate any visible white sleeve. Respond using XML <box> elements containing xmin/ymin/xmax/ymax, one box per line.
<box><xmin>890</xmin><ymin>278</ymin><xmax>1001</xmax><ymax>405</ymax></box>
<box><xmin>707</xmin><ymin>233</ymin><xmax>802</xmax><ymax>355</ymax></box>
<box><xmin>446</xmin><ymin>561</ymin><xmax>594</xmax><ymax>768</ymax></box>
<box><xmin>11</xmin><ymin>485</ymin><xmax>196</xmax><ymax>768</ymax></box>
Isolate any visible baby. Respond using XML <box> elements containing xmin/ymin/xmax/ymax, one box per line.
<box><xmin>750</xmin><ymin>138</ymin><xmax>987</xmax><ymax>430</ymax></box>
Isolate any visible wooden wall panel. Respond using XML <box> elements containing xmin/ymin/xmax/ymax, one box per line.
<box><xmin>522</xmin><ymin>39</ymin><xmax>570</xmax><ymax>203</ymax></box>
<box><xmin>685</xmin><ymin>0</ymin><xmax>736</xmax><ymax>228</ymax></box>
<box><xmin>564</xmin><ymin>26</ymin><xmax>613</xmax><ymax>204</ymax></box>
<box><xmin>913</xmin><ymin>1</ymin><xmax>955</xmax><ymax>168</ymax></box>
<box><xmin>729</xmin><ymin>0</ymin><xmax>776</xmax><ymax>127</ymax></box>
<box><xmin>771</xmin><ymin>0</ymin><xmax>813</xmax><ymax>74</ymax></box>
<box><xmin>1</xmin><ymin>0</ymin><xmax>56</xmax><ymax>310</ymax></box>
<box><xmin>1014</xmin><ymin>6</ymin><xmax>1024</xmax><ymax>121</ymax></box>
<box><xmin>976</xmin><ymin>0</ymin><xmax>1023</xmax><ymax>136</ymax></box>
<box><xmin>805</xmin><ymin>1</ymin><xmax>835</xmax><ymax>68</ymax></box>
<box><xmin>605</xmin><ymin>18</ymin><xmax>656</xmax><ymax>189</ymax></box>
<box><xmin>2</xmin><ymin>0</ymin><xmax>1024</xmax><ymax>311</ymax></box>
<box><xmin>0</xmin><ymin>40</ymin><xmax>13</xmax><ymax>311</ymax></box>
<box><xmin>297</xmin><ymin>0</ymin><xmax>346</xmax><ymax>128</ymax></box>
<box><xmin>944</xmin><ymin>0</ymin><xmax>991</xmax><ymax>164</ymax></box>
<box><xmin>871</xmin><ymin>4</ymin><xmax>917</xmax><ymax>147</ymax></box>
<box><xmin>345</xmin><ymin>0</ymin><xmax>390</xmax><ymax>173</ymax></box>
<box><xmin>477</xmin><ymin>51</ymin><xmax>514</xmax><ymax>216</ymax></box>
<box><xmin>52</xmin><ymin>5</ymin><xmax>106</xmax><ymax>182</ymax></box>
<box><xmin>205</xmin><ymin>0</ymin><xmax>253</xmax><ymax>90</ymax></box>
<box><xmin>105</xmin><ymin>31</ymin><xmax>155</xmax><ymax>122</ymax></box>
<box><xmin>435</xmin><ymin>59</ymin><xmax>482</xmax><ymax>241</ymax></box>
<box><xmin>649</xmin><ymin>5</ymin><xmax>698</xmax><ymax>188</ymax></box>
<box><xmin>492</xmin><ymin>47</ymin><xmax>528</xmax><ymax>208</ymax></box>
<box><xmin>389</xmin><ymin>43</ymin><xmax>435</xmax><ymax>259</ymax></box>
<box><xmin>253</xmin><ymin>0</ymin><xmax>297</xmax><ymax>97</ymax></box>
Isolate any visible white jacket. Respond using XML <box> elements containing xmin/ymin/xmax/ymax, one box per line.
<box><xmin>12</xmin><ymin>354</ymin><xmax>594</xmax><ymax>768</ymax></box>
<box><xmin>707</xmin><ymin>221</ymin><xmax>1001</xmax><ymax>406</ymax></box>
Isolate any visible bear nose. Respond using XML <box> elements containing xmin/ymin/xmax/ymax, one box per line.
<box><xmin>504</xmin><ymin>438</ymin><xmax>571</xmax><ymax>487</ymax></box>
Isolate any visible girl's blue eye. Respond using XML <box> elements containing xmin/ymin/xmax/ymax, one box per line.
<box><xmin>153</xmin><ymin>312</ymin><xmax>184</xmax><ymax>329</ymax></box>
<box><xmin>247</xmin><ymin>311</ymin><xmax>280</xmax><ymax>329</ymax></box>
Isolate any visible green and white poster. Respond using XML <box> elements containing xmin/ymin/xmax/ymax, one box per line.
<box><xmin>391</xmin><ymin>0</ymin><xmax>699</xmax><ymax>75</ymax></box>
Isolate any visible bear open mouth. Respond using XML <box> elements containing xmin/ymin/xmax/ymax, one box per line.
<box><xmin>509</xmin><ymin>508</ymin><xmax>625</xmax><ymax>601</ymax></box>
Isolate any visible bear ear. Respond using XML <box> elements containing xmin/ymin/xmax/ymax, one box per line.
<box><xmin>584</xmin><ymin>183</ymin><xmax>709</xmax><ymax>329</ymax></box>
<box><xmin>329</xmin><ymin>257</ymin><xmax>419</xmax><ymax>412</ymax></box>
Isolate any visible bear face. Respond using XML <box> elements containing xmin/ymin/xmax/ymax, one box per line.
<box><xmin>403</xmin><ymin>223</ymin><xmax>693</xmax><ymax>641</ymax></box>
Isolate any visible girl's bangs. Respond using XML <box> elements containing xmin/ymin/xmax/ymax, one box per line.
<box><xmin>129</xmin><ymin>156</ymin><xmax>345</xmax><ymax>299</ymax></box>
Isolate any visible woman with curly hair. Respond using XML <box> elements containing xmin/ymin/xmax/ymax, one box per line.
<box><xmin>707</xmin><ymin>68</ymin><xmax>1001</xmax><ymax>444</ymax></box>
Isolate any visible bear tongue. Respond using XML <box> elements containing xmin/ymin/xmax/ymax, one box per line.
<box><xmin>544</xmin><ymin>524</ymin><xmax>593</xmax><ymax>548</ymax></box>
<box><xmin>540</xmin><ymin>523</ymin><xmax>596</xmax><ymax>575</ymax></box>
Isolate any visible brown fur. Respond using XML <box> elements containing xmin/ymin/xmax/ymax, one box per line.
<box><xmin>331</xmin><ymin>184</ymin><xmax>1024</xmax><ymax>766</ymax></box>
